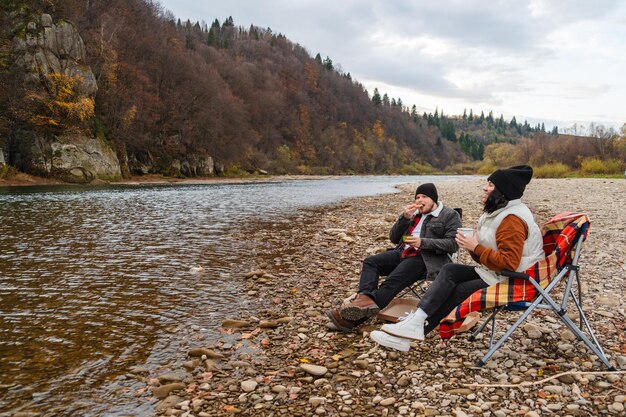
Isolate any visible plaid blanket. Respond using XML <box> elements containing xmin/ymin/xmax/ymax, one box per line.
<box><xmin>439</xmin><ymin>212</ymin><xmax>590</xmax><ymax>339</ymax></box>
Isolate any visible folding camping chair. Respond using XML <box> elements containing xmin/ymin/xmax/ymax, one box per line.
<box><xmin>439</xmin><ymin>212</ymin><xmax>615</xmax><ymax>370</ymax></box>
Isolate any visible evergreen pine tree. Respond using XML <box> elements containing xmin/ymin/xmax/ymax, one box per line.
<box><xmin>207</xmin><ymin>28</ymin><xmax>216</xmax><ymax>46</ymax></box>
<box><xmin>223</xmin><ymin>16</ymin><xmax>234</xmax><ymax>27</ymax></box>
<box><xmin>323</xmin><ymin>56</ymin><xmax>333</xmax><ymax>70</ymax></box>
<box><xmin>371</xmin><ymin>88</ymin><xmax>382</xmax><ymax>106</ymax></box>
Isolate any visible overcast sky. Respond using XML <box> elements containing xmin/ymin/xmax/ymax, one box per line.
<box><xmin>157</xmin><ymin>0</ymin><xmax>625</xmax><ymax>132</ymax></box>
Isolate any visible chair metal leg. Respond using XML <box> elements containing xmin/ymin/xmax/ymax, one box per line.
<box><xmin>469</xmin><ymin>306</ymin><xmax>502</xmax><ymax>343</ymax></box>
<box><xmin>398</xmin><ymin>280</ymin><xmax>426</xmax><ymax>299</ymax></box>
<box><xmin>561</xmin><ymin>289</ymin><xmax>615</xmax><ymax>370</ymax></box>
<box><xmin>476</xmin><ymin>296</ymin><xmax>542</xmax><ymax>367</ymax></box>
<box><xmin>556</xmin><ymin>311</ymin><xmax>615</xmax><ymax>370</ymax></box>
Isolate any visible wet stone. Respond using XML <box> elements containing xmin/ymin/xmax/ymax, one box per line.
<box><xmin>152</xmin><ymin>382</ymin><xmax>186</xmax><ymax>399</ymax></box>
<box><xmin>188</xmin><ymin>347</ymin><xmax>224</xmax><ymax>359</ymax></box>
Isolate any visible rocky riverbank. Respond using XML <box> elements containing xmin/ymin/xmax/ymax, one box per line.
<box><xmin>0</xmin><ymin>173</ymin><xmax>332</xmax><ymax>187</ymax></box>
<box><xmin>139</xmin><ymin>178</ymin><xmax>625</xmax><ymax>417</ymax></box>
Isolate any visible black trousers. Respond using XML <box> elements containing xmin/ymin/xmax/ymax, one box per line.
<box><xmin>358</xmin><ymin>250</ymin><xmax>427</xmax><ymax>310</ymax></box>
<box><xmin>419</xmin><ymin>263</ymin><xmax>489</xmax><ymax>335</ymax></box>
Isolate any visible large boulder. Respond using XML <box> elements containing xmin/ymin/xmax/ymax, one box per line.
<box><xmin>10</xmin><ymin>132</ymin><xmax>121</xmax><ymax>183</ymax></box>
<box><xmin>127</xmin><ymin>151</ymin><xmax>155</xmax><ymax>175</ymax></box>
<box><xmin>50</xmin><ymin>134</ymin><xmax>121</xmax><ymax>182</ymax></box>
<box><xmin>196</xmin><ymin>156</ymin><xmax>215</xmax><ymax>176</ymax></box>
<box><xmin>9</xmin><ymin>130</ymin><xmax>52</xmax><ymax>177</ymax></box>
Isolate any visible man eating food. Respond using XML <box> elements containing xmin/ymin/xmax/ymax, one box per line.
<box><xmin>325</xmin><ymin>183</ymin><xmax>462</xmax><ymax>332</ymax></box>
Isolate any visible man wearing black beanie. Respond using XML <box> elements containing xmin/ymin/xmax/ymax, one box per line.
<box><xmin>326</xmin><ymin>183</ymin><xmax>462</xmax><ymax>332</ymax></box>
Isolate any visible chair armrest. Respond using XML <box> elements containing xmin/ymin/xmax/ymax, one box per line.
<box><xmin>500</xmin><ymin>269</ymin><xmax>531</xmax><ymax>280</ymax></box>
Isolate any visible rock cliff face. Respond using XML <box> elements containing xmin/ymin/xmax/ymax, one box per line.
<box><xmin>8</xmin><ymin>13</ymin><xmax>121</xmax><ymax>183</ymax></box>
<box><xmin>17</xmin><ymin>13</ymin><xmax>98</xmax><ymax>96</ymax></box>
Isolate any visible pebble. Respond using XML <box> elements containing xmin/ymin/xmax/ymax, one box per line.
<box><xmin>157</xmin><ymin>373</ymin><xmax>182</xmax><ymax>383</ymax></box>
<box><xmin>379</xmin><ymin>397</ymin><xmax>396</xmax><ymax>406</ymax></box>
<box><xmin>271</xmin><ymin>384</ymin><xmax>286</xmax><ymax>393</ymax></box>
<box><xmin>300</xmin><ymin>364</ymin><xmax>328</xmax><ymax>376</ymax></box>
<box><xmin>310</xmin><ymin>396</ymin><xmax>326</xmax><ymax>407</ymax></box>
<box><xmin>152</xmin><ymin>382</ymin><xmax>185</xmax><ymax>399</ymax></box>
<box><xmin>241</xmin><ymin>380</ymin><xmax>257</xmax><ymax>392</ymax></box>
<box><xmin>611</xmin><ymin>402</ymin><xmax>624</xmax><ymax>413</ymax></box>
<box><xmin>187</xmin><ymin>347</ymin><xmax>224</xmax><ymax>359</ymax></box>
<box><xmin>560</xmin><ymin>329</ymin><xmax>576</xmax><ymax>341</ymax></box>
<box><xmin>454</xmin><ymin>409</ymin><xmax>469</xmax><ymax>417</ymax></box>
<box><xmin>222</xmin><ymin>319</ymin><xmax>250</xmax><ymax>328</ymax></box>
<box><xmin>544</xmin><ymin>385</ymin><xmax>564</xmax><ymax>394</ymax></box>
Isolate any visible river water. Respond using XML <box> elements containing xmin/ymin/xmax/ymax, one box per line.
<box><xmin>0</xmin><ymin>175</ymin><xmax>472</xmax><ymax>416</ymax></box>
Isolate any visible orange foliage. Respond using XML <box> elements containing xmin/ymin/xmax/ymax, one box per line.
<box><xmin>373</xmin><ymin>120</ymin><xmax>385</xmax><ymax>139</ymax></box>
<box><xmin>29</xmin><ymin>73</ymin><xmax>94</xmax><ymax>132</ymax></box>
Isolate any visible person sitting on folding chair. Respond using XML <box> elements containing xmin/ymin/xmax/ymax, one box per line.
<box><xmin>326</xmin><ymin>183</ymin><xmax>462</xmax><ymax>332</ymax></box>
<box><xmin>371</xmin><ymin>165</ymin><xmax>545</xmax><ymax>350</ymax></box>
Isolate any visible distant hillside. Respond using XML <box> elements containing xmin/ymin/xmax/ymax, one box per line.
<box><xmin>421</xmin><ymin>108</ymin><xmax>556</xmax><ymax>161</ymax></box>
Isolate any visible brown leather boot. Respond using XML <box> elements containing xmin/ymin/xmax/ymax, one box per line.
<box><xmin>325</xmin><ymin>308</ymin><xmax>358</xmax><ymax>332</ymax></box>
<box><xmin>340</xmin><ymin>293</ymin><xmax>380</xmax><ymax>321</ymax></box>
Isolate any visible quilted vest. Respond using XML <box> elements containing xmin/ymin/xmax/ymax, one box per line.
<box><xmin>475</xmin><ymin>199</ymin><xmax>545</xmax><ymax>285</ymax></box>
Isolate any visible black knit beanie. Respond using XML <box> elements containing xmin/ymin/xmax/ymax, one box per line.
<box><xmin>487</xmin><ymin>165</ymin><xmax>533</xmax><ymax>200</ymax></box>
<box><xmin>414</xmin><ymin>183</ymin><xmax>438</xmax><ymax>202</ymax></box>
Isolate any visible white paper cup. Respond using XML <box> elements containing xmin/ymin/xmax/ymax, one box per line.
<box><xmin>457</xmin><ymin>227</ymin><xmax>475</xmax><ymax>237</ymax></box>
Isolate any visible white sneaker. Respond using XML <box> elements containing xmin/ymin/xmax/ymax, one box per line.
<box><xmin>370</xmin><ymin>330</ymin><xmax>411</xmax><ymax>352</ymax></box>
<box><xmin>380</xmin><ymin>310</ymin><xmax>426</xmax><ymax>340</ymax></box>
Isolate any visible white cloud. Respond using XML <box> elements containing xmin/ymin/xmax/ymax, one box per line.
<box><xmin>158</xmin><ymin>0</ymin><xmax>626</xmax><ymax>130</ymax></box>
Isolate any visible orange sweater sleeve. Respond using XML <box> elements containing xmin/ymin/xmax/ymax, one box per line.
<box><xmin>473</xmin><ymin>215</ymin><xmax>528</xmax><ymax>272</ymax></box>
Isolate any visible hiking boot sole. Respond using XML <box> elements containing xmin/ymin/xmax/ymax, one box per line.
<box><xmin>340</xmin><ymin>304</ymin><xmax>380</xmax><ymax>321</ymax></box>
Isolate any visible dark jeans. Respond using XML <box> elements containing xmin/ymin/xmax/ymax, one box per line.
<box><xmin>419</xmin><ymin>263</ymin><xmax>489</xmax><ymax>335</ymax></box>
<box><xmin>358</xmin><ymin>250</ymin><xmax>427</xmax><ymax>310</ymax></box>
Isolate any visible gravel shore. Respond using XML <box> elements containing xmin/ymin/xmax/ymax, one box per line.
<box><xmin>145</xmin><ymin>178</ymin><xmax>626</xmax><ymax>417</ymax></box>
